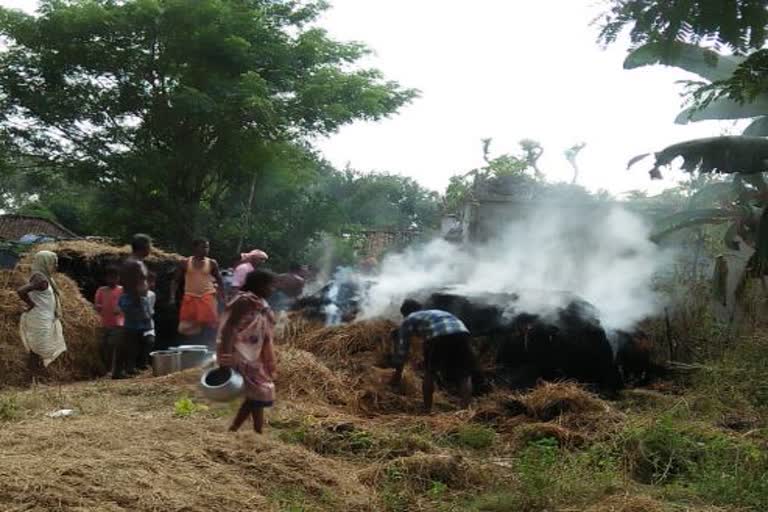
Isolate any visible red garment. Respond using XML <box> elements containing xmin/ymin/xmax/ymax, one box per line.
<box><xmin>179</xmin><ymin>293</ymin><xmax>218</xmax><ymax>327</ymax></box>
<box><xmin>95</xmin><ymin>286</ymin><xmax>124</xmax><ymax>328</ymax></box>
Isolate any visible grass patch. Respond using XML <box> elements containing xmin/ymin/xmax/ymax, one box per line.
<box><xmin>277</xmin><ymin>419</ymin><xmax>434</xmax><ymax>459</ymax></box>
<box><xmin>622</xmin><ymin>413</ymin><xmax>768</xmax><ymax>509</ymax></box>
<box><xmin>444</xmin><ymin>424</ymin><xmax>496</xmax><ymax>450</ymax></box>
<box><xmin>472</xmin><ymin>436</ymin><xmax>621</xmax><ymax>512</ymax></box>
<box><xmin>173</xmin><ymin>396</ymin><xmax>209</xmax><ymax>418</ymax></box>
<box><xmin>0</xmin><ymin>395</ymin><xmax>20</xmax><ymax>421</ymax></box>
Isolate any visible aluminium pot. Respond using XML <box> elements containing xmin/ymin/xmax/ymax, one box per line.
<box><xmin>199</xmin><ymin>367</ymin><xmax>244</xmax><ymax>402</ymax></box>
<box><xmin>150</xmin><ymin>350</ymin><xmax>181</xmax><ymax>377</ymax></box>
<box><xmin>173</xmin><ymin>346</ymin><xmax>213</xmax><ymax>370</ymax></box>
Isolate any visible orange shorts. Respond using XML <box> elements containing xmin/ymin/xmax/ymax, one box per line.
<box><xmin>179</xmin><ymin>293</ymin><xmax>218</xmax><ymax>328</ymax></box>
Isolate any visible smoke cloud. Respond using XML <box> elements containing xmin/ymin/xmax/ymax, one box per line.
<box><xmin>361</xmin><ymin>205</ymin><xmax>671</xmax><ymax>330</ymax></box>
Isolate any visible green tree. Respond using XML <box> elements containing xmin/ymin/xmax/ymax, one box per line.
<box><xmin>598</xmin><ymin>0</ymin><xmax>768</xmax><ymax>53</ymax></box>
<box><xmin>324</xmin><ymin>169</ymin><xmax>440</xmax><ymax>231</ymax></box>
<box><xmin>0</xmin><ymin>0</ymin><xmax>416</xmax><ymax>250</ymax></box>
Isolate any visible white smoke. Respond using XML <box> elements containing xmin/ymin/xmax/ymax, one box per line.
<box><xmin>361</xmin><ymin>205</ymin><xmax>672</xmax><ymax>330</ymax></box>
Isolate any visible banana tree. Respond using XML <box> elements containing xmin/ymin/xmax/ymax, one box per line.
<box><xmin>624</xmin><ymin>41</ymin><xmax>768</xmax><ymax>132</ymax></box>
<box><xmin>630</xmin><ymin>142</ymin><xmax>768</xmax><ymax>317</ymax></box>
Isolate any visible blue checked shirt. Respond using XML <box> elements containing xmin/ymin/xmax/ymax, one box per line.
<box><xmin>393</xmin><ymin>310</ymin><xmax>469</xmax><ymax>365</ymax></box>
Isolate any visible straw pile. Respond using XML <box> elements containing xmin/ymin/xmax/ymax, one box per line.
<box><xmin>277</xmin><ymin>346</ymin><xmax>350</xmax><ymax>405</ymax></box>
<box><xmin>358</xmin><ymin>453</ymin><xmax>484</xmax><ymax>492</ymax></box>
<box><xmin>518</xmin><ymin>381</ymin><xmax>609</xmax><ymax>421</ymax></box>
<box><xmin>274</xmin><ymin>311</ymin><xmax>324</xmax><ymax>346</ymax></box>
<box><xmin>287</xmin><ymin>319</ymin><xmax>395</xmax><ymax>362</ymax></box>
<box><xmin>0</xmin><ymin>269</ymin><xmax>104</xmax><ymax>388</ymax></box>
<box><xmin>25</xmin><ymin>239</ymin><xmax>180</xmax><ymax>263</ymax></box>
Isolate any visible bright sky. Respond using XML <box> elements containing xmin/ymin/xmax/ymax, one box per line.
<box><xmin>3</xmin><ymin>0</ymin><xmax>739</xmax><ymax>196</ymax></box>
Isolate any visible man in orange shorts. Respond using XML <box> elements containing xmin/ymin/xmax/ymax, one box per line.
<box><xmin>171</xmin><ymin>239</ymin><xmax>225</xmax><ymax>344</ymax></box>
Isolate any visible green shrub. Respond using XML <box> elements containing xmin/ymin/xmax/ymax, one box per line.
<box><xmin>173</xmin><ymin>397</ymin><xmax>208</xmax><ymax>418</ymax></box>
<box><xmin>0</xmin><ymin>396</ymin><xmax>20</xmax><ymax>422</ymax></box>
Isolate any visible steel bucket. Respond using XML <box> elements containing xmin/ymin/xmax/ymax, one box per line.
<box><xmin>199</xmin><ymin>367</ymin><xmax>244</xmax><ymax>402</ymax></box>
<box><xmin>174</xmin><ymin>347</ymin><xmax>213</xmax><ymax>370</ymax></box>
<box><xmin>150</xmin><ymin>350</ymin><xmax>181</xmax><ymax>377</ymax></box>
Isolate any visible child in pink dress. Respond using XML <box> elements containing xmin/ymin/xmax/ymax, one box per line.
<box><xmin>217</xmin><ymin>269</ymin><xmax>277</xmax><ymax>433</ymax></box>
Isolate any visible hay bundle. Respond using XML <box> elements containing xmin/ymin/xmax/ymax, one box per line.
<box><xmin>288</xmin><ymin>319</ymin><xmax>396</xmax><ymax>361</ymax></box>
<box><xmin>0</xmin><ymin>269</ymin><xmax>104</xmax><ymax>388</ymax></box>
<box><xmin>277</xmin><ymin>346</ymin><xmax>350</xmax><ymax>405</ymax></box>
<box><xmin>25</xmin><ymin>239</ymin><xmax>180</xmax><ymax>262</ymax></box>
<box><xmin>519</xmin><ymin>381</ymin><xmax>608</xmax><ymax>421</ymax></box>
<box><xmin>274</xmin><ymin>311</ymin><xmax>324</xmax><ymax>345</ymax></box>
<box><xmin>359</xmin><ymin>453</ymin><xmax>482</xmax><ymax>491</ymax></box>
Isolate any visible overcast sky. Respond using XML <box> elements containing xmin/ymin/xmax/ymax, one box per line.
<box><xmin>3</xmin><ymin>0</ymin><xmax>738</xmax><ymax>196</ymax></box>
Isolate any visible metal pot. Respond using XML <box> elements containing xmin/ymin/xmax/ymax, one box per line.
<box><xmin>150</xmin><ymin>350</ymin><xmax>181</xmax><ymax>377</ymax></box>
<box><xmin>176</xmin><ymin>347</ymin><xmax>213</xmax><ymax>370</ymax></box>
<box><xmin>174</xmin><ymin>344</ymin><xmax>208</xmax><ymax>351</ymax></box>
<box><xmin>199</xmin><ymin>367</ymin><xmax>244</xmax><ymax>402</ymax></box>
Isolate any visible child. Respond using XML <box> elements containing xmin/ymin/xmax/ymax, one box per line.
<box><xmin>217</xmin><ymin>269</ymin><xmax>277</xmax><ymax>433</ymax></box>
<box><xmin>114</xmin><ymin>281</ymin><xmax>152</xmax><ymax>379</ymax></box>
<box><xmin>94</xmin><ymin>267</ymin><xmax>124</xmax><ymax>369</ymax></box>
<box><xmin>136</xmin><ymin>272</ymin><xmax>157</xmax><ymax>370</ymax></box>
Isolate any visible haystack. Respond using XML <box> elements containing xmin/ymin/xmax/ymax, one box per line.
<box><xmin>518</xmin><ymin>381</ymin><xmax>608</xmax><ymax>421</ymax></box>
<box><xmin>20</xmin><ymin>240</ymin><xmax>183</xmax><ymax>344</ymax></box>
<box><xmin>0</xmin><ymin>269</ymin><xmax>104</xmax><ymax>388</ymax></box>
<box><xmin>277</xmin><ymin>346</ymin><xmax>350</xmax><ymax>405</ymax></box>
<box><xmin>286</xmin><ymin>319</ymin><xmax>395</xmax><ymax>362</ymax></box>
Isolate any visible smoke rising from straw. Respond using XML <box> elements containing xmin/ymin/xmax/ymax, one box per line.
<box><xmin>361</xmin><ymin>205</ymin><xmax>671</xmax><ymax>330</ymax></box>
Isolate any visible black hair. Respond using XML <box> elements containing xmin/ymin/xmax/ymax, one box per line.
<box><xmin>192</xmin><ymin>238</ymin><xmax>209</xmax><ymax>249</ymax></box>
<box><xmin>131</xmin><ymin>233</ymin><xmax>152</xmax><ymax>253</ymax></box>
<box><xmin>104</xmin><ymin>266</ymin><xmax>120</xmax><ymax>278</ymax></box>
<box><xmin>400</xmin><ymin>299</ymin><xmax>423</xmax><ymax>317</ymax></box>
<box><xmin>289</xmin><ymin>262</ymin><xmax>302</xmax><ymax>273</ymax></box>
<box><xmin>147</xmin><ymin>270</ymin><xmax>157</xmax><ymax>280</ymax></box>
<box><xmin>241</xmin><ymin>269</ymin><xmax>276</xmax><ymax>297</ymax></box>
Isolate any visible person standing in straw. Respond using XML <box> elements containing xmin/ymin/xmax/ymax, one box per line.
<box><xmin>171</xmin><ymin>239</ymin><xmax>225</xmax><ymax>344</ymax></box>
<box><xmin>17</xmin><ymin>251</ymin><xmax>67</xmax><ymax>372</ymax></box>
<box><xmin>217</xmin><ymin>269</ymin><xmax>277</xmax><ymax>434</ymax></box>
<box><xmin>231</xmin><ymin>249</ymin><xmax>268</xmax><ymax>294</ymax></box>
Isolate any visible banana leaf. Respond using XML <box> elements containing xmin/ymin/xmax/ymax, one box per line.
<box><xmin>676</xmin><ymin>96</ymin><xmax>768</xmax><ymax>123</ymax></box>
<box><xmin>623</xmin><ymin>42</ymin><xmax>742</xmax><ymax>82</ymax></box>
<box><xmin>688</xmin><ymin>181</ymin><xmax>739</xmax><ymax>208</ymax></box>
<box><xmin>650</xmin><ymin>208</ymin><xmax>737</xmax><ymax>242</ymax></box>
<box><xmin>630</xmin><ymin>136</ymin><xmax>768</xmax><ymax>179</ymax></box>
<box><xmin>743</xmin><ymin>117</ymin><xmax>768</xmax><ymax>137</ymax></box>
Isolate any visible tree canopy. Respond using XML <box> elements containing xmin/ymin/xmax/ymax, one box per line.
<box><xmin>0</xmin><ymin>0</ymin><xmax>417</xmax><ymax>252</ymax></box>
<box><xmin>598</xmin><ymin>0</ymin><xmax>768</xmax><ymax>53</ymax></box>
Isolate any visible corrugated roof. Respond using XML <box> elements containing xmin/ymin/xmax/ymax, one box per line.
<box><xmin>0</xmin><ymin>214</ymin><xmax>77</xmax><ymax>241</ymax></box>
